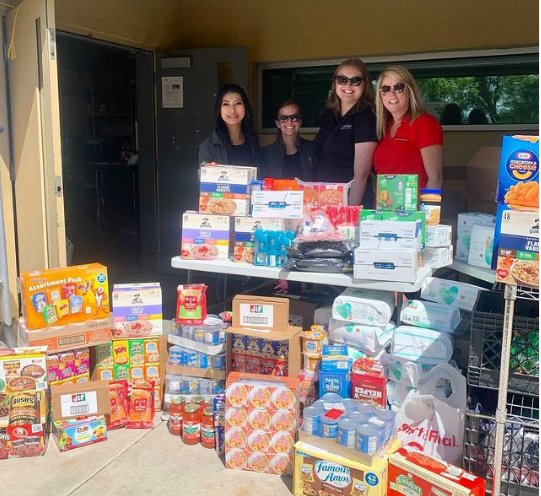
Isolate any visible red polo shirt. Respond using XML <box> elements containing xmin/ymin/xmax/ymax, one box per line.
<box><xmin>373</xmin><ymin>113</ymin><xmax>443</xmax><ymax>189</ymax></box>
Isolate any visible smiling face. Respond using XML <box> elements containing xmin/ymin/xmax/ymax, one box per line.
<box><xmin>220</xmin><ymin>91</ymin><xmax>245</xmax><ymax>127</ymax></box>
<box><xmin>380</xmin><ymin>75</ymin><xmax>410</xmax><ymax>120</ymax></box>
<box><xmin>334</xmin><ymin>65</ymin><xmax>365</xmax><ymax>110</ymax></box>
<box><xmin>275</xmin><ymin>103</ymin><xmax>301</xmax><ymax>137</ymax></box>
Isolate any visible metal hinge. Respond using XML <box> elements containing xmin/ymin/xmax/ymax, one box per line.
<box><xmin>54</xmin><ymin>175</ymin><xmax>63</xmax><ymax>196</ymax></box>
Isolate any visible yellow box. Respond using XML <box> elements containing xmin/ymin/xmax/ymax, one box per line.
<box><xmin>20</xmin><ymin>264</ymin><xmax>109</xmax><ymax>330</ymax></box>
<box><xmin>293</xmin><ymin>441</ymin><xmax>388</xmax><ymax>496</ymax></box>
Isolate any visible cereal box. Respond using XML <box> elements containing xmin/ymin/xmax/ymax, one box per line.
<box><xmin>199</xmin><ymin>164</ymin><xmax>257</xmax><ymax>217</ymax></box>
<box><xmin>20</xmin><ymin>264</ymin><xmax>109</xmax><ymax>330</ymax></box>
<box><xmin>388</xmin><ymin>446</ymin><xmax>485</xmax><ymax>496</ymax></box>
<box><xmin>496</xmin><ymin>135</ymin><xmax>539</xmax><ymax>207</ymax></box>
<box><xmin>376</xmin><ymin>174</ymin><xmax>418</xmax><ymax>212</ymax></box>
<box><xmin>180</xmin><ymin>211</ymin><xmax>230</xmax><ymax>260</ymax></box>
<box><xmin>494</xmin><ymin>205</ymin><xmax>539</xmax><ymax>287</ymax></box>
<box><xmin>232</xmin><ymin>217</ymin><xmax>285</xmax><ymax>263</ymax></box>
<box><xmin>293</xmin><ymin>440</ymin><xmax>389</xmax><ymax>496</ymax></box>
<box><xmin>112</xmin><ymin>283</ymin><xmax>162</xmax><ymax>337</ymax></box>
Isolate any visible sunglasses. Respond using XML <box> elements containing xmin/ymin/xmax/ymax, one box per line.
<box><xmin>278</xmin><ymin>114</ymin><xmax>300</xmax><ymax>123</ymax></box>
<box><xmin>379</xmin><ymin>83</ymin><xmax>407</xmax><ymax>95</ymax></box>
<box><xmin>335</xmin><ymin>75</ymin><xmax>365</xmax><ymax>86</ymax></box>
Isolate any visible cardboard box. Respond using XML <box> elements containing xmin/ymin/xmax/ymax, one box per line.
<box><xmin>53</xmin><ymin>415</ymin><xmax>107</xmax><ymax>452</ymax></box>
<box><xmin>422</xmin><ymin>245</ymin><xmax>453</xmax><ymax>268</ymax></box>
<box><xmin>466</xmin><ymin>146</ymin><xmax>501</xmax><ymax>214</ymax></box>
<box><xmin>496</xmin><ymin>135</ymin><xmax>539</xmax><ymax>207</ymax></box>
<box><xmin>494</xmin><ymin>205</ymin><xmax>539</xmax><ymax>287</ymax></box>
<box><xmin>354</xmin><ymin>248</ymin><xmax>421</xmax><ymax>283</ymax></box>
<box><xmin>251</xmin><ymin>190</ymin><xmax>304</xmax><ymax>219</ymax></box>
<box><xmin>425</xmin><ymin>224</ymin><xmax>453</xmax><ymax>247</ymax></box>
<box><xmin>376</xmin><ymin>174</ymin><xmax>418</xmax><ymax>212</ymax></box>
<box><xmin>293</xmin><ymin>440</ymin><xmax>390</xmax><ymax>496</ymax></box>
<box><xmin>0</xmin><ymin>346</ymin><xmax>48</xmax><ymax>398</ymax></box>
<box><xmin>388</xmin><ymin>447</ymin><xmax>486</xmax><ymax>496</ymax></box>
<box><xmin>232</xmin><ymin>217</ymin><xmax>285</xmax><ymax>263</ymax></box>
<box><xmin>0</xmin><ymin>421</ymin><xmax>48</xmax><ymax>459</ymax></box>
<box><xmin>0</xmin><ymin>389</ymin><xmax>49</xmax><ymax>428</ymax></box>
<box><xmin>18</xmin><ymin>316</ymin><xmax>112</xmax><ymax>352</ymax></box>
<box><xmin>199</xmin><ymin>164</ymin><xmax>258</xmax><ymax>217</ymax></box>
<box><xmin>180</xmin><ymin>211</ymin><xmax>230</xmax><ymax>260</ymax></box>
<box><xmin>47</xmin><ymin>348</ymin><xmax>90</xmax><ymax>383</ymax></box>
<box><xmin>232</xmin><ymin>295</ymin><xmax>290</xmax><ymax>332</ymax></box>
<box><xmin>19</xmin><ymin>263</ymin><xmax>109</xmax><ymax>330</ymax></box>
<box><xmin>318</xmin><ymin>371</ymin><xmax>350</xmax><ymax>397</ymax></box>
<box><xmin>112</xmin><ymin>282</ymin><xmax>163</xmax><ymax>337</ymax></box>
<box><xmin>455</xmin><ymin>212</ymin><xmax>495</xmax><ymax>261</ymax></box>
<box><xmin>227</xmin><ymin>325</ymin><xmax>302</xmax><ymax>377</ymax></box>
<box><xmin>350</xmin><ymin>358</ymin><xmax>387</xmax><ymax>408</ymax></box>
<box><xmin>51</xmin><ymin>380</ymin><xmax>111</xmax><ymax>420</ymax></box>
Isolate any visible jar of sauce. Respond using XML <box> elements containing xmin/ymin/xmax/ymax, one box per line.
<box><xmin>168</xmin><ymin>396</ymin><xmax>185</xmax><ymax>436</ymax></box>
<box><xmin>201</xmin><ymin>406</ymin><xmax>216</xmax><ymax>449</ymax></box>
<box><xmin>420</xmin><ymin>189</ymin><xmax>442</xmax><ymax>226</ymax></box>
<box><xmin>192</xmin><ymin>395</ymin><xmax>207</xmax><ymax>412</ymax></box>
<box><xmin>182</xmin><ymin>404</ymin><xmax>202</xmax><ymax>445</ymax></box>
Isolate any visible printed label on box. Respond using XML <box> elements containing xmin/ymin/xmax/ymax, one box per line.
<box><xmin>60</xmin><ymin>391</ymin><xmax>98</xmax><ymax>418</ymax></box>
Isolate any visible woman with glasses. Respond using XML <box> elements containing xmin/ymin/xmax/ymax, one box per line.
<box><xmin>313</xmin><ymin>58</ymin><xmax>378</xmax><ymax>206</ymax></box>
<box><xmin>199</xmin><ymin>83</ymin><xmax>260</xmax><ymax>167</ymax></box>
<box><xmin>260</xmin><ymin>100</ymin><xmax>316</xmax><ymax>180</ymax></box>
<box><xmin>374</xmin><ymin>66</ymin><xmax>443</xmax><ymax>189</ymax></box>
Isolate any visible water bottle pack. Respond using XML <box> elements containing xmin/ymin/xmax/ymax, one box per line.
<box><xmin>170</xmin><ymin>316</ymin><xmax>228</xmax><ymax>345</ymax></box>
<box><xmin>165</xmin><ymin>373</ymin><xmax>225</xmax><ymax>396</ymax></box>
<box><xmin>168</xmin><ymin>345</ymin><xmax>226</xmax><ymax>371</ymax></box>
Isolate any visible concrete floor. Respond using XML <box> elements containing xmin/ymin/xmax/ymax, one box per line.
<box><xmin>2</xmin><ymin>415</ymin><xmax>294</xmax><ymax>496</ymax></box>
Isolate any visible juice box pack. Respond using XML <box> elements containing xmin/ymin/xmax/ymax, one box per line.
<box><xmin>20</xmin><ymin>264</ymin><xmax>109</xmax><ymax>330</ymax></box>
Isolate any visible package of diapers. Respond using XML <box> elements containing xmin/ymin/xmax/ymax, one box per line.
<box><xmin>382</xmin><ymin>353</ymin><xmax>436</xmax><ymax>387</ymax></box>
<box><xmin>420</xmin><ymin>277</ymin><xmax>485</xmax><ymax>312</ymax></box>
<box><xmin>400</xmin><ymin>299</ymin><xmax>461</xmax><ymax>333</ymax></box>
<box><xmin>391</xmin><ymin>325</ymin><xmax>454</xmax><ymax>365</ymax></box>
<box><xmin>332</xmin><ymin>288</ymin><xmax>395</xmax><ymax>327</ymax></box>
<box><xmin>387</xmin><ymin>380</ymin><xmax>416</xmax><ymax>408</ymax></box>
<box><xmin>328</xmin><ymin>319</ymin><xmax>394</xmax><ymax>356</ymax></box>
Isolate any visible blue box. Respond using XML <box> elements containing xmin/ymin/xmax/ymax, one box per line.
<box><xmin>496</xmin><ymin>135</ymin><xmax>539</xmax><ymax>206</ymax></box>
<box><xmin>321</xmin><ymin>344</ymin><xmax>350</xmax><ymax>372</ymax></box>
<box><xmin>319</xmin><ymin>371</ymin><xmax>350</xmax><ymax>398</ymax></box>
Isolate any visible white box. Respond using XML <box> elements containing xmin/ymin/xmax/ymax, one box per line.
<box><xmin>456</xmin><ymin>212</ymin><xmax>495</xmax><ymax>261</ymax></box>
<box><xmin>199</xmin><ymin>164</ymin><xmax>257</xmax><ymax>217</ymax></box>
<box><xmin>180</xmin><ymin>211</ymin><xmax>230</xmax><ymax>260</ymax></box>
<box><xmin>112</xmin><ymin>283</ymin><xmax>162</xmax><ymax>337</ymax></box>
<box><xmin>425</xmin><ymin>224</ymin><xmax>453</xmax><ymax>247</ymax></box>
<box><xmin>468</xmin><ymin>223</ymin><xmax>495</xmax><ymax>269</ymax></box>
<box><xmin>232</xmin><ymin>217</ymin><xmax>285</xmax><ymax>263</ymax></box>
<box><xmin>360</xmin><ymin>219</ymin><xmax>422</xmax><ymax>239</ymax></box>
<box><xmin>422</xmin><ymin>245</ymin><xmax>453</xmax><ymax>268</ymax></box>
<box><xmin>360</xmin><ymin>234</ymin><xmax>421</xmax><ymax>251</ymax></box>
<box><xmin>421</xmin><ymin>277</ymin><xmax>485</xmax><ymax>312</ymax></box>
<box><xmin>251</xmin><ymin>190</ymin><xmax>304</xmax><ymax>218</ymax></box>
<box><xmin>354</xmin><ymin>248</ymin><xmax>421</xmax><ymax>283</ymax></box>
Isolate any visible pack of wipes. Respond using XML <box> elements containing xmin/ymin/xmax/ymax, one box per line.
<box><xmin>456</xmin><ymin>212</ymin><xmax>495</xmax><ymax>261</ymax></box>
<box><xmin>400</xmin><ymin>300</ymin><xmax>461</xmax><ymax>334</ymax></box>
<box><xmin>332</xmin><ymin>288</ymin><xmax>395</xmax><ymax>327</ymax></box>
<box><xmin>468</xmin><ymin>223</ymin><xmax>495</xmax><ymax>269</ymax></box>
<box><xmin>382</xmin><ymin>352</ymin><xmax>436</xmax><ymax>387</ymax></box>
<box><xmin>328</xmin><ymin>319</ymin><xmax>395</xmax><ymax>356</ymax></box>
<box><xmin>421</xmin><ymin>277</ymin><xmax>485</xmax><ymax>312</ymax></box>
<box><xmin>391</xmin><ymin>325</ymin><xmax>454</xmax><ymax>365</ymax></box>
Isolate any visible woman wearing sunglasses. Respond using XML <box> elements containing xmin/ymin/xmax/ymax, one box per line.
<box><xmin>260</xmin><ymin>100</ymin><xmax>316</xmax><ymax>180</ymax></box>
<box><xmin>374</xmin><ymin>66</ymin><xmax>443</xmax><ymax>189</ymax></box>
<box><xmin>199</xmin><ymin>83</ymin><xmax>260</xmax><ymax>167</ymax></box>
<box><xmin>313</xmin><ymin>58</ymin><xmax>378</xmax><ymax>206</ymax></box>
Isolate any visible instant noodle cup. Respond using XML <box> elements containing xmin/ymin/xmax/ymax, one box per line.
<box><xmin>301</xmin><ymin>330</ymin><xmax>325</xmax><ymax>354</ymax></box>
<box><xmin>248</xmin><ymin>386</ymin><xmax>272</xmax><ymax>409</ymax></box>
<box><xmin>248</xmin><ymin>452</ymin><xmax>271</xmax><ymax>473</ymax></box>
<box><xmin>269</xmin><ymin>431</ymin><xmax>295</xmax><ymax>454</ymax></box>
<box><xmin>226</xmin><ymin>384</ymin><xmax>248</xmax><ymax>407</ymax></box>
<box><xmin>302</xmin><ymin>352</ymin><xmax>321</xmax><ymax>373</ymax></box>
<box><xmin>270</xmin><ymin>454</ymin><xmax>293</xmax><ymax>475</ymax></box>
<box><xmin>271</xmin><ymin>409</ymin><xmax>295</xmax><ymax>432</ymax></box>
<box><xmin>226</xmin><ymin>449</ymin><xmax>248</xmax><ymax>470</ymax></box>
<box><xmin>225</xmin><ymin>427</ymin><xmax>247</xmax><ymax>449</ymax></box>
<box><xmin>248</xmin><ymin>430</ymin><xmax>271</xmax><ymax>452</ymax></box>
<box><xmin>225</xmin><ymin>406</ymin><xmax>248</xmax><ymax>428</ymax></box>
<box><xmin>271</xmin><ymin>387</ymin><xmax>295</xmax><ymax>410</ymax></box>
<box><xmin>248</xmin><ymin>409</ymin><xmax>271</xmax><ymax>430</ymax></box>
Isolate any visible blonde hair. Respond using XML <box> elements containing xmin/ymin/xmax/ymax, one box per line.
<box><xmin>376</xmin><ymin>65</ymin><xmax>426</xmax><ymax>139</ymax></box>
<box><xmin>327</xmin><ymin>58</ymin><xmax>375</xmax><ymax>114</ymax></box>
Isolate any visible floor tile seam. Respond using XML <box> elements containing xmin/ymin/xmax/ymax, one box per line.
<box><xmin>66</xmin><ymin>420</ymin><xmax>164</xmax><ymax>495</ymax></box>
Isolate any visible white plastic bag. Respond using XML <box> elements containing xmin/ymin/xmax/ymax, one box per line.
<box><xmin>394</xmin><ymin>362</ymin><xmax>467</xmax><ymax>465</ymax></box>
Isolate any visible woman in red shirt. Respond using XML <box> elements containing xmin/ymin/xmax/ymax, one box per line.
<box><xmin>373</xmin><ymin>66</ymin><xmax>443</xmax><ymax>189</ymax></box>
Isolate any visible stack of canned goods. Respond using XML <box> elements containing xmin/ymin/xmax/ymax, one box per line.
<box><xmin>302</xmin><ymin>393</ymin><xmax>395</xmax><ymax>455</ymax></box>
<box><xmin>168</xmin><ymin>346</ymin><xmax>226</xmax><ymax>371</ymax></box>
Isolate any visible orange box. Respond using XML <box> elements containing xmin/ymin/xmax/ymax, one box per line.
<box><xmin>20</xmin><ymin>264</ymin><xmax>109</xmax><ymax>330</ymax></box>
<box><xmin>145</xmin><ymin>363</ymin><xmax>161</xmax><ymax>386</ymax></box>
<box><xmin>144</xmin><ymin>338</ymin><xmax>160</xmax><ymax>363</ymax></box>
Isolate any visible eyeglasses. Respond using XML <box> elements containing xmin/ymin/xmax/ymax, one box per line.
<box><xmin>278</xmin><ymin>114</ymin><xmax>300</xmax><ymax>123</ymax></box>
<box><xmin>379</xmin><ymin>83</ymin><xmax>407</xmax><ymax>95</ymax></box>
<box><xmin>335</xmin><ymin>75</ymin><xmax>365</xmax><ymax>86</ymax></box>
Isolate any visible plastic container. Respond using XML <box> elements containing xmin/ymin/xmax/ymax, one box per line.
<box><xmin>342</xmin><ymin>398</ymin><xmax>360</xmax><ymax>411</ymax></box>
<box><xmin>168</xmin><ymin>396</ymin><xmax>185</xmax><ymax>436</ymax></box>
<box><xmin>320</xmin><ymin>392</ymin><xmax>343</xmax><ymax>403</ymax></box>
<box><xmin>356</xmin><ymin>423</ymin><xmax>379</xmax><ymax>454</ymax></box>
<box><xmin>321</xmin><ymin>414</ymin><xmax>339</xmax><ymax>439</ymax></box>
<box><xmin>357</xmin><ymin>403</ymin><xmax>377</xmax><ymax>416</ymax></box>
<box><xmin>301</xmin><ymin>330</ymin><xmax>326</xmax><ymax>354</ymax></box>
<box><xmin>347</xmin><ymin>411</ymin><xmax>371</xmax><ymax>424</ymax></box>
<box><xmin>420</xmin><ymin>188</ymin><xmax>442</xmax><ymax>226</ymax></box>
<box><xmin>201</xmin><ymin>406</ymin><xmax>216</xmax><ymax>449</ymax></box>
<box><xmin>311</xmin><ymin>399</ymin><xmax>327</xmax><ymax>412</ymax></box>
<box><xmin>302</xmin><ymin>352</ymin><xmax>320</xmax><ymax>373</ymax></box>
<box><xmin>375</xmin><ymin>409</ymin><xmax>396</xmax><ymax>441</ymax></box>
<box><xmin>368</xmin><ymin>416</ymin><xmax>387</xmax><ymax>446</ymax></box>
<box><xmin>182</xmin><ymin>404</ymin><xmax>202</xmax><ymax>445</ymax></box>
<box><xmin>338</xmin><ymin>419</ymin><xmax>357</xmax><ymax>449</ymax></box>
<box><xmin>302</xmin><ymin>406</ymin><xmax>322</xmax><ymax>436</ymax></box>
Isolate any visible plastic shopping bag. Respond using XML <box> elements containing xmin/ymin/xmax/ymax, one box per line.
<box><xmin>394</xmin><ymin>362</ymin><xmax>466</xmax><ymax>465</ymax></box>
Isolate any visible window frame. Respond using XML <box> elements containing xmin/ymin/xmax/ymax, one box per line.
<box><xmin>257</xmin><ymin>46</ymin><xmax>540</xmax><ymax>134</ymax></box>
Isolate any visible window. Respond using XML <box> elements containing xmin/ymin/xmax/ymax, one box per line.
<box><xmin>258</xmin><ymin>48</ymin><xmax>539</xmax><ymax>131</ymax></box>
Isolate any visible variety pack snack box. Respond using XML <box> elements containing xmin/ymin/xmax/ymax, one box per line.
<box><xmin>20</xmin><ymin>264</ymin><xmax>109</xmax><ymax>330</ymax></box>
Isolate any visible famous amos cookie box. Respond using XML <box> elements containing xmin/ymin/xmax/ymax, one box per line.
<box><xmin>20</xmin><ymin>264</ymin><xmax>109</xmax><ymax>330</ymax></box>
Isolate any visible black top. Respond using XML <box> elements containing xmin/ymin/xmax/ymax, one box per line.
<box><xmin>229</xmin><ymin>141</ymin><xmax>258</xmax><ymax>166</ymax></box>
<box><xmin>282</xmin><ymin>152</ymin><xmax>303</xmax><ymax>179</ymax></box>
<box><xmin>260</xmin><ymin>136</ymin><xmax>316</xmax><ymax>181</ymax></box>
<box><xmin>313</xmin><ymin>107</ymin><xmax>377</xmax><ymax>183</ymax></box>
